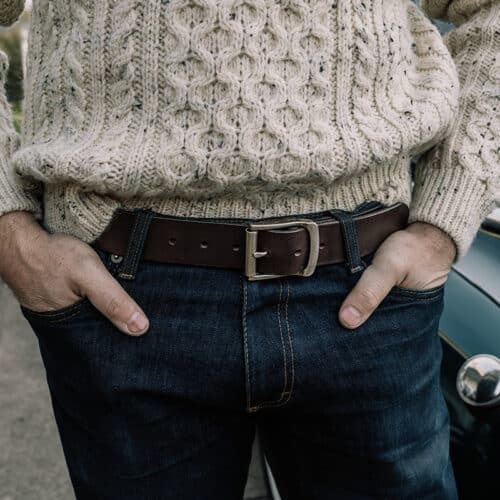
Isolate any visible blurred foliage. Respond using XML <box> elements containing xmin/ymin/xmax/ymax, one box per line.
<box><xmin>0</xmin><ymin>30</ymin><xmax>24</xmax><ymax>105</ymax></box>
<box><xmin>11</xmin><ymin>100</ymin><xmax>22</xmax><ymax>133</ymax></box>
<box><xmin>0</xmin><ymin>10</ymin><xmax>29</xmax><ymax>134</ymax></box>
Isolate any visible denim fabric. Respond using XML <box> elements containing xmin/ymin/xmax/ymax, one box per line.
<box><xmin>21</xmin><ymin>209</ymin><xmax>457</xmax><ymax>500</ymax></box>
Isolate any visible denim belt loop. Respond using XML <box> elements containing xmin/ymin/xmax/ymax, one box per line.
<box><xmin>118</xmin><ymin>209</ymin><xmax>155</xmax><ymax>280</ymax></box>
<box><xmin>328</xmin><ymin>201</ymin><xmax>382</xmax><ymax>275</ymax></box>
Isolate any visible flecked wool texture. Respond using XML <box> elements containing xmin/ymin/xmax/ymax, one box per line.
<box><xmin>0</xmin><ymin>0</ymin><xmax>498</xmax><ymax>258</ymax></box>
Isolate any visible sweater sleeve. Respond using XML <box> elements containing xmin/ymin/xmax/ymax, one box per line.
<box><xmin>0</xmin><ymin>2</ymin><xmax>41</xmax><ymax>219</ymax></box>
<box><xmin>409</xmin><ymin>0</ymin><xmax>499</xmax><ymax>259</ymax></box>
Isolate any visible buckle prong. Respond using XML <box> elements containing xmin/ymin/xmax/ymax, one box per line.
<box><xmin>245</xmin><ymin>219</ymin><xmax>320</xmax><ymax>281</ymax></box>
<box><xmin>253</xmin><ymin>250</ymin><xmax>268</xmax><ymax>259</ymax></box>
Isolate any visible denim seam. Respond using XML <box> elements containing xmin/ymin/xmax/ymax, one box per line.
<box><xmin>275</xmin><ymin>279</ymin><xmax>288</xmax><ymax>398</ymax></box>
<box><xmin>251</xmin><ymin>278</ymin><xmax>293</xmax><ymax>411</ymax></box>
<box><xmin>241</xmin><ymin>277</ymin><xmax>254</xmax><ymax>413</ymax></box>
<box><xmin>284</xmin><ymin>279</ymin><xmax>295</xmax><ymax>403</ymax></box>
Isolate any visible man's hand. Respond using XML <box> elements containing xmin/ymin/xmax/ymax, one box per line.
<box><xmin>339</xmin><ymin>222</ymin><xmax>457</xmax><ymax>329</ymax></box>
<box><xmin>0</xmin><ymin>211</ymin><xmax>149</xmax><ymax>336</ymax></box>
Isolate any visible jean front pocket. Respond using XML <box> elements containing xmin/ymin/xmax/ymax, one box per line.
<box><xmin>388</xmin><ymin>283</ymin><xmax>446</xmax><ymax>303</ymax></box>
<box><xmin>19</xmin><ymin>246</ymin><xmax>114</xmax><ymax>326</ymax></box>
<box><xmin>20</xmin><ymin>296</ymin><xmax>92</xmax><ymax>325</ymax></box>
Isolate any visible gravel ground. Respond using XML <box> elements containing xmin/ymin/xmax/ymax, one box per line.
<box><xmin>0</xmin><ymin>281</ymin><xmax>268</xmax><ymax>500</ymax></box>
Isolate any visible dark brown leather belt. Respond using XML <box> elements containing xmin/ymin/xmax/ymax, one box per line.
<box><xmin>94</xmin><ymin>203</ymin><xmax>409</xmax><ymax>280</ymax></box>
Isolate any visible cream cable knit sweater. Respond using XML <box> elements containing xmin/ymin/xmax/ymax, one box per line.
<box><xmin>0</xmin><ymin>0</ymin><xmax>498</xmax><ymax>258</ymax></box>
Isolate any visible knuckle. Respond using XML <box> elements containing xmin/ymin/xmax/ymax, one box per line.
<box><xmin>105</xmin><ymin>295</ymin><xmax>126</xmax><ymax>319</ymax></box>
<box><xmin>356</xmin><ymin>287</ymin><xmax>381</xmax><ymax>311</ymax></box>
<box><xmin>80</xmin><ymin>251</ymin><xmax>101</xmax><ymax>270</ymax></box>
<box><xmin>71</xmin><ymin>253</ymin><xmax>105</xmax><ymax>290</ymax></box>
<box><xmin>384</xmin><ymin>249</ymin><xmax>402</xmax><ymax>266</ymax></box>
<box><xmin>379</xmin><ymin>253</ymin><xmax>407</xmax><ymax>280</ymax></box>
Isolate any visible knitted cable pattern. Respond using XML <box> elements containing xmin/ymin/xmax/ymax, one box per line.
<box><xmin>445</xmin><ymin>3</ymin><xmax>499</xmax><ymax>185</ymax></box>
<box><xmin>109</xmin><ymin>0</ymin><xmax>137</xmax><ymax>144</ymax></box>
<box><xmin>0</xmin><ymin>0</ymin><xmax>497</xmax><ymax>259</ymax></box>
<box><xmin>63</xmin><ymin>1</ymin><xmax>88</xmax><ymax>134</ymax></box>
<box><xmin>409</xmin><ymin>0</ymin><xmax>499</xmax><ymax>255</ymax></box>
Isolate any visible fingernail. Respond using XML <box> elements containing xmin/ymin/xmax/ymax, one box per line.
<box><xmin>341</xmin><ymin>306</ymin><xmax>362</xmax><ymax>328</ymax></box>
<box><xmin>127</xmin><ymin>312</ymin><xmax>149</xmax><ymax>335</ymax></box>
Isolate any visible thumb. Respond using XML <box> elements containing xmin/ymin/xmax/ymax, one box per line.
<box><xmin>339</xmin><ymin>261</ymin><xmax>398</xmax><ymax>329</ymax></box>
<box><xmin>77</xmin><ymin>258</ymin><xmax>150</xmax><ymax>336</ymax></box>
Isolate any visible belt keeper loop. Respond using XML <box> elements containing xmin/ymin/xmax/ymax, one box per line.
<box><xmin>118</xmin><ymin>209</ymin><xmax>155</xmax><ymax>280</ymax></box>
<box><xmin>329</xmin><ymin>209</ymin><xmax>366</xmax><ymax>275</ymax></box>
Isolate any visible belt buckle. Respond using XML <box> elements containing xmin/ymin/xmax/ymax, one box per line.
<box><xmin>245</xmin><ymin>219</ymin><xmax>320</xmax><ymax>281</ymax></box>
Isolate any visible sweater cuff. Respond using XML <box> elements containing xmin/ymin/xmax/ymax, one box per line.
<box><xmin>0</xmin><ymin>157</ymin><xmax>41</xmax><ymax>219</ymax></box>
<box><xmin>408</xmin><ymin>165</ymin><xmax>492</xmax><ymax>261</ymax></box>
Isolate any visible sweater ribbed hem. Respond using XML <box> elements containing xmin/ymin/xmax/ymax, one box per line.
<box><xmin>408</xmin><ymin>166</ymin><xmax>493</xmax><ymax>260</ymax></box>
<box><xmin>43</xmin><ymin>158</ymin><xmax>413</xmax><ymax>244</ymax></box>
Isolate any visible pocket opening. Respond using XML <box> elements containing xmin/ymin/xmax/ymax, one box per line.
<box><xmin>20</xmin><ymin>295</ymin><xmax>91</xmax><ymax>323</ymax></box>
<box><xmin>389</xmin><ymin>283</ymin><xmax>446</xmax><ymax>301</ymax></box>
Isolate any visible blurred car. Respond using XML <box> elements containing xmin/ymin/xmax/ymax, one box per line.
<box><xmin>440</xmin><ymin>207</ymin><xmax>500</xmax><ymax>499</ymax></box>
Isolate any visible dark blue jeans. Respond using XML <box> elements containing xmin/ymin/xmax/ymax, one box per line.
<box><xmin>21</xmin><ymin>209</ymin><xmax>457</xmax><ymax>500</ymax></box>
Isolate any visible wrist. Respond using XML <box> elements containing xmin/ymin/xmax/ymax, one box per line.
<box><xmin>0</xmin><ymin>211</ymin><xmax>49</xmax><ymax>275</ymax></box>
<box><xmin>0</xmin><ymin>210</ymin><xmax>40</xmax><ymax>232</ymax></box>
<box><xmin>406</xmin><ymin>221</ymin><xmax>457</xmax><ymax>263</ymax></box>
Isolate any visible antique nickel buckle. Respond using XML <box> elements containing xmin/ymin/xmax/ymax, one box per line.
<box><xmin>245</xmin><ymin>219</ymin><xmax>320</xmax><ymax>281</ymax></box>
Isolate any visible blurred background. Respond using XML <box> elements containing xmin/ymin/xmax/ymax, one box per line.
<box><xmin>0</xmin><ymin>0</ymin><xmax>30</xmax><ymax>133</ymax></box>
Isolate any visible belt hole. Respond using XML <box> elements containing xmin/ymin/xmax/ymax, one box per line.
<box><xmin>319</xmin><ymin>242</ymin><xmax>326</xmax><ymax>250</ymax></box>
<box><xmin>169</xmin><ymin>238</ymin><xmax>177</xmax><ymax>246</ymax></box>
<box><xmin>233</xmin><ymin>244</ymin><xmax>240</xmax><ymax>252</ymax></box>
<box><xmin>200</xmin><ymin>241</ymin><xmax>209</xmax><ymax>249</ymax></box>
<box><xmin>294</xmin><ymin>249</ymin><xmax>302</xmax><ymax>257</ymax></box>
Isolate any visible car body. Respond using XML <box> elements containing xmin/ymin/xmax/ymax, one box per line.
<box><xmin>439</xmin><ymin>209</ymin><xmax>500</xmax><ymax>499</ymax></box>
